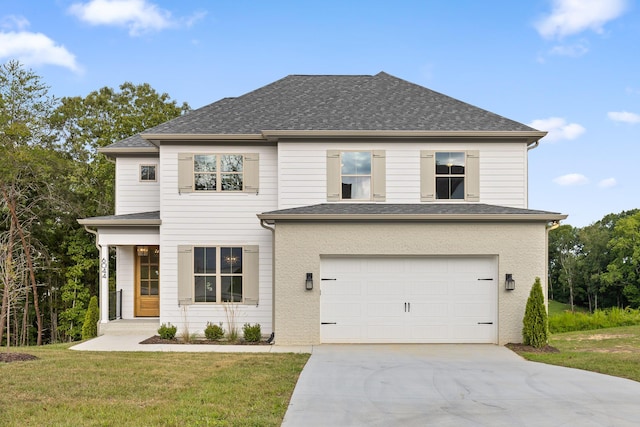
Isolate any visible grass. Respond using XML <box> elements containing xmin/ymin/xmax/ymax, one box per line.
<box><xmin>548</xmin><ymin>300</ymin><xmax>588</xmax><ymax>316</ymax></box>
<box><xmin>549</xmin><ymin>306</ymin><xmax>640</xmax><ymax>333</ymax></box>
<box><xmin>516</xmin><ymin>325</ymin><xmax>640</xmax><ymax>383</ymax></box>
<box><xmin>0</xmin><ymin>343</ymin><xmax>309</xmax><ymax>426</ymax></box>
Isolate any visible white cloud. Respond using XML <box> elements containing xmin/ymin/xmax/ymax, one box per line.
<box><xmin>549</xmin><ymin>41</ymin><xmax>589</xmax><ymax>57</ymax></box>
<box><xmin>598</xmin><ymin>178</ymin><xmax>617</xmax><ymax>188</ymax></box>
<box><xmin>536</xmin><ymin>0</ymin><xmax>629</xmax><ymax>39</ymax></box>
<box><xmin>553</xmin><ymin>173</ymin><xmax>589</xmax><ymax>186</ymax></box>
<box><xmin>0</xmin><ymin>30</ymin><xmax>82</xmax><ymax>73</ymax></box>
<box><xmin>68</xmin><ymin>0</ymin><xmax>174</xmax><ymax>36</ymax></box>
<box><xmin>1</xmin><ymin>15</ymin><xmax>30</xmax><ymax>30</ymax></box>
<box><xmin>608</xmin><ymin>111</ymin><xmax>640</xmax><ymax>124</ymax></box>
<box><xmin>528</xmin><ymin>117</ymin><xmax>585</xmax><ymax>142</ymax></box>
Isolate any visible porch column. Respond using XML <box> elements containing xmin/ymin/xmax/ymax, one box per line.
<box><xmin>100</xmin><ymin>245</ymin><xmax>110</xmax><ymax>323</ymax></box>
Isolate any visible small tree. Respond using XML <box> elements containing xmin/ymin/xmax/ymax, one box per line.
<box><xmin>522</xmin><ymin>277</ymin><xmax>549</xmax><ymax>347</ymax></box>
<box><xmin>81</xmin><ymin>296</ymin><xmax>99</xmax><ymax>340</ymax></box>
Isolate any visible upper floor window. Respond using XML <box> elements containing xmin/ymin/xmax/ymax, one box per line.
<box><xmin>341</xmin><ymin>151</ymin><xmax>371</xmax><ymax>200</ymax></box>
<box><xmin>140</xmin><ymin>164</ymin><xmax>157</xmax><ymax>182</ymax></box>
<box><xmin>194</xmin><ymin>154</ymin><xmax>244</xmax><ymax>191</ymax></box>
<box><xmin>435</xmin><ymin>152</ymin><xmax>465</xmax><ymax>199</ymax></box>
<box><xmin>326</xmin><ymin>150</ymin><xmax>386</xmax><ymax>202</ymax></box>
<box><xmin>421</xmin><ymin>150</ymin><xmax>479</xmax><ymax>202</ymax></box>
<box><xmin>178</xmin><ymin>153</ymin><xmax>259</xmax><ymax>194</ymax></box>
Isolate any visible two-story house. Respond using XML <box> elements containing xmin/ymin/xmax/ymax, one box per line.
<box><xmin>79</xmin><ymin>72</ymin><xmax>566</xmax><ymax>345</ymax></box>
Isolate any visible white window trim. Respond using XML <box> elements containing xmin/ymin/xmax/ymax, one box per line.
<box><xmin>193</xmin><ymin>245</ymin><xmax>244</xmax><ymax>304</ymax></box>
<box><xmin>139</xmin><ymin>164</ymin><xmax>157</xmax><ymax>182</ymax></box>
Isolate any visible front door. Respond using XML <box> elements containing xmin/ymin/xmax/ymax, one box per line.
<box><xmin>135</xmin><ymin>245</ymin><xmax>160</xmax><ymax>317</ymax></box>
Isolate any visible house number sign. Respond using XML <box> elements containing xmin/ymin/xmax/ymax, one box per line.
<box><xmin>101</xmin><ymin>257</ymin><xmax>107</xmax><ymax>279</ymax></box>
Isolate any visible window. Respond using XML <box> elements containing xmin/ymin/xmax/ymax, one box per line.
<box><xmin>193</xmin><ymin>246</ymin><xmax>243</xmax><ymax>302</ymax></box>
<box><xmin>140</xmin><ymin>164</ymin><xmax>157</xmax><ymax>182</ymax></box>
<box><xmin>435</xmin><ymin>152</ymin><xmax>465</xmax><ymax>199</ymax></box>
<box><xmin>178</xmin><ymin>245</ymin><xmax>259</xmax><ymax>305</ymax></box>
<box><xmin>194</xmin><ymin>154</ymin><xmax>244</xmax><ymax>191</ymax></box>
<box><xmin>178</xmin><ymin>153</ymin><xmax>259</xmax><ymax>194</ymax></box>
<box><xmin>341</xmin><ymin>151</ymin><xmax>371</xmax><ymax>199</ymax></box>
<box><xmin>326</xmin><ymin>150</ymin><xmax>386</xmax><ymax>201</ymax></box>
<box><xmin>420</xmin><ymin>150</ymin><xmax>479</xmax><ymax>202</ymax></box>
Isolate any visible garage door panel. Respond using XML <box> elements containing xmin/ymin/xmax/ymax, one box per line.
<box><xmin>320</xmin><ymin>257</ymin><xmax>497</xmax><ymax>343</ymax></box>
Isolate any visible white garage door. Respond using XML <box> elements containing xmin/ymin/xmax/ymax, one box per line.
<box><xmin>320</xmin><ymin>257</ymin><xmax>497</xmax><ymax>343</ymax></box>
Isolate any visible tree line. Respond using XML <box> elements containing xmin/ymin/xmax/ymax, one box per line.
<box><xmin>549</xmin><ymin>209</ymin><xmax>640</xmax><ymax>312</ymax></box>
<box><xmin>0</xmin><ymin>60</ymin><xmax>189</xmax><ymax>346</ymax></box>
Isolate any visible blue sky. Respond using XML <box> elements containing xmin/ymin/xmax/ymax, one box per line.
<box><xmin>1</xmin><ymin>0</ymin><xmax>638</xmax><ymax>227</ymax></box>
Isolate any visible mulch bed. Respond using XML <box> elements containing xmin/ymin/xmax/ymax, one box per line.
<box><xmin>0</xmin><ymin>352</ymin><xmax>39</xmax><ymax>363</ymax></box>
<box><xmin>140</xmin><ymin>335</ymin><xmax>270</xmax><ymax>345</ymax></box>
<box><xmin>506</xmin><ymin>343</ymin><xmax>560</xmax><ymax>354</ymax></box>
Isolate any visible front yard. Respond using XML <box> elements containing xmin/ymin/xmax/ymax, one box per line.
<box><xmin>514</xmin><ymin>324</ymin><xmax>640</xmax><ymax>382</ymax></box>
<box><xmin>0</xmin><ymin>344</ymin><xmax>309</xmax><ymax>426</ymax></box>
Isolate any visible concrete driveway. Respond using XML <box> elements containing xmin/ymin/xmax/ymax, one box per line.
<box><xmin>281</xmin><ymin>344</ymin><xmax>640</xmax><ymax>427</ymax></box>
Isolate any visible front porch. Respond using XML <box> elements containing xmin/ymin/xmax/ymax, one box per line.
<box><xmin>78</xmin><ymin>211</ymin><xmax>161</xmax><ymax>329</ymax></box>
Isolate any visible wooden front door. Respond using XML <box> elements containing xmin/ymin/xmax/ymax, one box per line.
<box><xmin>135</xmin><ymin>245</ymin><xmax>160</xmax><ymax>317</ymax></box>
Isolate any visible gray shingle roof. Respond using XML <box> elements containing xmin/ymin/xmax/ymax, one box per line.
<box><xmin>139</xmin><ymin>72</ymin><xmax>536</xmax><ymax>136</ymax></box>
<box><xmin>78</xmin><ymin>211</ymin><xmax>160</xmax><ymax>226</ymax></box>
<box><xmin>259</xmin><ymin>204</ymin><xmax>565</xmax><ymax>220</ymax></box>
<box><xmin>103</xmin><ymin>134</ymin><xmax>155</xmax><ymax>149</ymax></box>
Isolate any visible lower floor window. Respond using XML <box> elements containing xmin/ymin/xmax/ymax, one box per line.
<box><xmin>194</xmin><ymin>246</ymin><xmax>243</xmax><ymax>303</ymax></box>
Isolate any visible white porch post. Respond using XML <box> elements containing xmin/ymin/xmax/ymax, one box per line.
<box><xmin>100</xmin><ymin>244</ymin><xmax>110</xmax><ymax>323</ymax></box>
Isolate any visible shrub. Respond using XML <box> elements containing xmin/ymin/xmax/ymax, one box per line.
<box><xmin>158</xmin><ymin>323</ymin><xmax>177</xmax><ymax>340</ymax></box>
<box><xmin>522</xmin><ymin>277</ymin><xmax>549</xmax><ymax>348</ymax></box>
<box><xmin>81</xmin><ymin>296</ymin><xmax>100</xmax><ymax>340</ymax></box>
<box><xmin>204</xmin><ymin>322</ymin><xmax>225</xmax><ymax>341</ymax></box>
<box><xmin>243</xmin><ymin>323</ymin><xmax>261</xmax><ymax>342</ymax></box>
<box><xmin>549</xmin><ymin>307</ymin><xmax>640</xmax><ymax>333</ymax></box>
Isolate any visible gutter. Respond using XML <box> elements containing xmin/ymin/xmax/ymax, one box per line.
<box><xmin>257</xmin><ymin>213</ymin><xmax>568</xmax><ymax>222</ymax></box>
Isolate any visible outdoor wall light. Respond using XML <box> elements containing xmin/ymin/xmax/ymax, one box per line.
<box><xmin>505</xmin><ymin>274</ymin><xmax>515</xmax><ymax>291</ymax></box>
<box><xmin>305</xmin><ymin>273</ymin><xmax>313</xmax><ymax>290</ymax></box>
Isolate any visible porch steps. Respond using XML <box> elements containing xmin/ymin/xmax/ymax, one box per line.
<box><xmin>98</xmin><ymin>319</ymin><xmax>160</xmax><ymax>336</ymax></box>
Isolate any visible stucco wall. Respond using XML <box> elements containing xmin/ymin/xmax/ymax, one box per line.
<box><xmin>273</xmin><ymin>221</ymin><xmax>547</xmax><ymax>345</ymax></box>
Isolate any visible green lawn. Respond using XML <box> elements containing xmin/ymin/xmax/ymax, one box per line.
<box><xmin>516</xmin><ymin>325</ymin><xmax>640</xmax><ymax>382</ymax></box>
<box><xmin>548</xmin><ymin>299</ymin><xmax>588</xmax><ymax>316</ymax></box>
<box><xmin>0</xmin><ymin>344</ymin><xmax>309</xmax><ymax>426</ymax></box>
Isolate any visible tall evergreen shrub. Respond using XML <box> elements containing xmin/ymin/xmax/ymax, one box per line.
<box><xmin>81</xmin><ymin>296</ymin><xmax>100</xmax><ymax>340</ymax></box>
<box><xmin>522</xmin><ymin>277</ymin><xmax>549</xmax><ymax>347</ymax></box>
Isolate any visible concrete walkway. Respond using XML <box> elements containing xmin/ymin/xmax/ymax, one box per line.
<box><xmin>282</xmin><ymin>344</ymin><xmax>640</xmax><ymax>427</ymax></box>
<box><xmin>70</xmin><ymin>334</ymin><xmax>312</xmax><ymax>353</ymax></box>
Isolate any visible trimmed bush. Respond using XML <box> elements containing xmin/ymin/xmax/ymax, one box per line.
<box><xmin>522</xmin><ymin>277</ymin><xmax>549</xmax><ymax>348</ymax></box>
<box><xmin>204</xmin><ymin>322</ymin><xmax>225</xmax><ymax>341</ymax></box>
<box><xmin>158</xmin><ymin>323</ymin><xmax>177</xmax><ymax>340</ymax></box>
<box><xmin>81</xmin><ymin>296</ymin><xmax>100</xmax><ymax>340</ymax></box>
<box><xmin>243</xmin><ymin>323</ymin><xmax>261</xmax><ymax>342</ymax></box>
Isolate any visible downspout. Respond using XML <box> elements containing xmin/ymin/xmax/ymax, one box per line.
<box><xmin>260</xmin><ymin>219</ymin><xmax>276</xmax><ymax>342</ymax></box>
<box><xmin>84</xmin><ymin>225</ymin><xmax>101</xmax><ymax>252</ymax></box>
<box><xmin>527</xmin><ymin>140</ymin><xmax>540</xmax><ymax>151</ymax></box>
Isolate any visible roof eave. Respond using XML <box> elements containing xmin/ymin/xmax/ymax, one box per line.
<box><xmin>257</xmin><ymin>213</ymin><xmax>568</xmax><ymax>221</ymax></box>
<box><xmin>98</xmin><ymin>146</ymin><xmax>159</xmax><ymax>157</ymax></box>
<box><xmin>142</xmin><ymin>133</ymin><xmax>266</xmax><ymax>143</ymax></box>
<box><xmin>77</xmin><ymin>219</ymin><xmax>162</xmax><ymax>226</ymax></box>
<box><xmin>260</xmin><ymin>130</ymin><xmax>547</xmax><ymax>143</ymax></box>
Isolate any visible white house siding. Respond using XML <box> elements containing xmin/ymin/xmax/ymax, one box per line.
<box><xmin>115</xmin><ymin>156</ymin><xmax>160</xmax><ymax>215</ymax></box>
<box><xmin>116</xmin><ymin>246</ymin><xmax>135</xmax><ymax>319</ymax></box>
<box><xmin>158</xmin><ymin>144</ymin><xmax>278</xmax><ymax>335</ymax></box>
<box><xmin>277</xmin><ymin>141</ymin><xmax>528</xmax><ymax>209</ymax></box>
